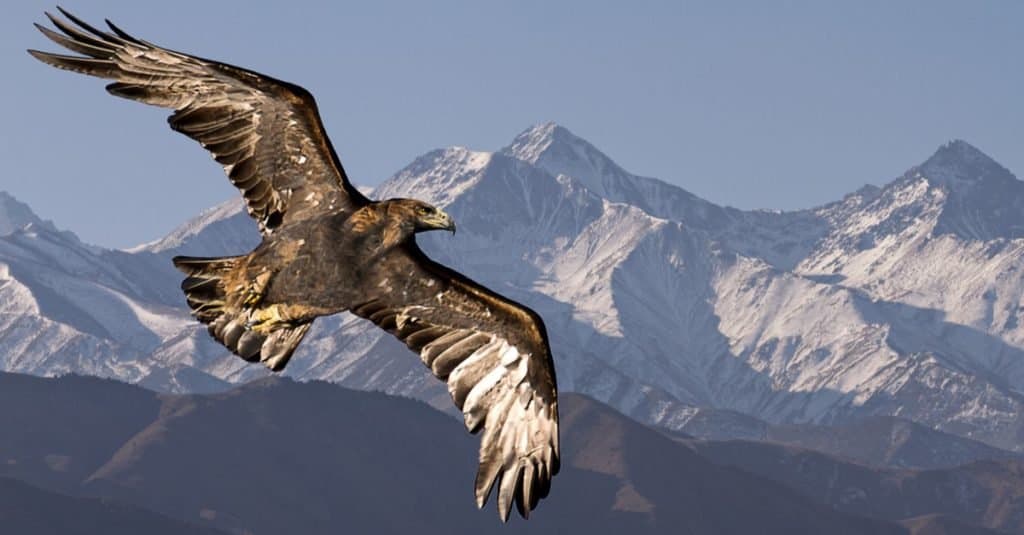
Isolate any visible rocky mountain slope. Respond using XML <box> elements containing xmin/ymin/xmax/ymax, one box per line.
<box><xmin>0</xmin><ymin>372</ymin><xmax>973</xmax><ymax>535</ymax></box>
<box><xmin>765</xmin><ymin>416</ymin><xmax>1022</xmax><ymax>470</ymax></box>
<box><xmin>2</xmin><ymin>124</ymin><xmax>1024</xmax><ymax>452</ymax></box>
<box><xmin>668</xmin><ymin>408</ymin><xmax>1021</xmax><ymax>470</ymax></box>
<box><xmin>690</xmin><ymin>437</ymin><xmax>1024</xmax><ymax>534</ymax></box>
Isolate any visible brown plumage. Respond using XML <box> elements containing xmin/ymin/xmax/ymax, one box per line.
<box><xmin>30</xmin><ymin>9</ymin><xmax>559</xmax><ymax>522</ymax></box>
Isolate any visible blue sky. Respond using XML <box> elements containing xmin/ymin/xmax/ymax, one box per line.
<box><xmin>2</xmin><ymin>1</ymin><xmax>1021</xmax><ymax>248</ymax></box>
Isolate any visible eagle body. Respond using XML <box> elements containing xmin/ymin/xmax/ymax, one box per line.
<box><xmin>30</xmin><ymin>9</ymin><xmax>559</xmax><ymax>522</ymax></box>
<box><xmin>185</xmin><ymin>201</ymin><xmax>450</xmax><ymax>335</ymax></box>
<box><xmin>205</xmin><ymin>200</ymin><xmax>451</xmax><ymax>312</ymax></box>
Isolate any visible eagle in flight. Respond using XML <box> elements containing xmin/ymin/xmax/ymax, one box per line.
<box><xmin>30</xmin><ymin>8</ymin><xmax>559</xmax><ymax>521</ymax></box>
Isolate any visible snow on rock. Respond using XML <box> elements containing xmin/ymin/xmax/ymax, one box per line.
<box><xmin>133</xmin><ymin>197</ymin><xmax>257</xmax><ymax>257</ymax></box>
<box><xmin>4</xmin><ymin>131</ymin><xmax>1024</xmax><ymax>452</ymax></box>
<box><xmin>374</xmin><ymin>147</ymin><xmax>492</xmax><ymax>207</ymax></box>
<box><xmin>0</xmin><ymin>192</ymin><xmax>56</xmax><ymax>237</ymax></box>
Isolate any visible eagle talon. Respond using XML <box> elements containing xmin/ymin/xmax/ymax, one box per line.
<box><xmin>244</xmin><ymin>272</ymin><xmax>272</xmax><ymax>306</ymax></box>
<box><xmin>243</xmin><ymin>291</ymin><xmax>262</xmax><ymax>307</ymax></box>
<box><xmin>246</xmin><ymin>304</ymin><xmax>290</xmax><ymax>333</ymax></box>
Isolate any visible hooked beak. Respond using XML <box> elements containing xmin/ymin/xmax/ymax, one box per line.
<box><xmin>443</xmin><ymin>211</ymin><xmax>456</xmax><ymax>235</ymax></box>
<box><xmin>426</xmin><ymin>210</ymin><xmax>456</xmax><ymax>235</ymax></box>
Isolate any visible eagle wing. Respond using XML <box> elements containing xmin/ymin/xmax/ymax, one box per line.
<box><xmin>351</xmin><ymin>242</ymin><xmax>560</xmax><ymax>522</ymax></box>
<box><xmin>28</xmin><ymin>9</ymin><xmax>369</xmax><ymax>234</ymax></box>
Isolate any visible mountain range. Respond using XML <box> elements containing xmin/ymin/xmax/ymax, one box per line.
<box><xmin>2</xmin><ymin>123</ymin><xmax>1024</xmax><ymax>454</ymax></box>
<box><xmin>5</xmin><ymin>371</ymin><xmax>1021</xmax><ymax>535</ymax></box>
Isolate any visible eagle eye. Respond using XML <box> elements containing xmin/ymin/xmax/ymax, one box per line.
<box><xmin>417</xmin><ymin>206</ymin><xmax>431</xmax><ymax>215</ymax></box>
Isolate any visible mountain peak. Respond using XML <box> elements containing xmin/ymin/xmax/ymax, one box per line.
<box><xmin>918</xmin><ymin>139</ymin><xmax>1014</xmax><ymax>186</ymax></box>
<box><xmin>373</xmin><ymin>146</ymin><xmax>493</xmax><ymax>208</ymax></box>
<box><xmin>914</xmin><ymin>140</ymin><xmax>1024</xmax><ymax>241</ymax></box>
<box><xmin>503</xmin><ymin>121</ymin><xmax>579</xmax><ymax>165</ymax></box>
<box><xmin>0</xmin><ymin>192</ymin><xmax>51</xmax><ymax>237</ymax></box>
<box><xmin>502</xmin><ymin>122</ymin><xmax>632</xmax><ymax>199</ymax></box>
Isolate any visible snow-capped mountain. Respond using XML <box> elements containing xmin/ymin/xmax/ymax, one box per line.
<box><xmin>2</xmin><ymin>124</ymin><xmax>1023</xmax><ymax>452</ymax></box>
<box><xmin>0</xmin><ymin>203</ymin><xmax>231</xmax><ymax>393</ymax></box>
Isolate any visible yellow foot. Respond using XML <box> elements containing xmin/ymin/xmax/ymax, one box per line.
<box><xmin>243</xmin><ymin>291</ymin><xmax>261</xmax><ymax>307</ymax></box>
<box><xmin>243</xmin><ymin>272</ymin><xmax>273</xmax><ymax>306</ymax></box>
<box><xmin>246</xmin><ymin>304</ymin><xmax>290</xmax><ymax>334</ymax></box>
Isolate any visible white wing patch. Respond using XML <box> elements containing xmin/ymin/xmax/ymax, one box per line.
<box><xmin>421</xmin><ymin>331</ymin><xmax>559</xmax><ymax>521</ymax></box>
<box><xmin>347</xmin><ymin>293</ymin><xmax>559</xmax><ymax>520</ymax></box>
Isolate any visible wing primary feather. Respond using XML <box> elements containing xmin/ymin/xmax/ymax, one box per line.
<box><xmin>203</xmin><ymin>136</ymin><xmax>249</xmax><ymax>158</ymax></box>
<box><xmin>352</xmin><ymin>300</ymin><xmax>385</xmax><ymax>317</ymax></box>
<box><xmin>227</xmin><ymin>158</ymin><xmax>257</xmax><ymax>183</ymax></box>
<box><xmin>56</xmin><ymin>7</ymin><xmax>126</xmax><ymax>45</ymax></box>
<box><xmin>448</xmin><ymin>340</ymin><xmax>502</xmax><ymax>409</ymax></box>
<box><xmin>497</xmin><ymin>463</ymin><xmax>524</xmax><ymax>522</ymax></box>
<box><xmin>106</xmin><ymin>82</ymin><xmax>155</xmax><ymax>100</ymax></box>
<box><xmin>402</xmin><ymin>326</ymin><xmax>448</xmax><ymax>350</ymax></box>
<box><xmin>44</xmin><ymin>11</ymin><xmax>112</xmax><ymax>50</ymax></box>
<box><xmin>244</xmin><ymin>179</ymin><xmax>272</xmax><ymax>202</ymax></box>
<box><xmin>32</xmin><ymin>9</ymin><xmax>370</xmax><ymax>236</ymax></box>
<box><xmin>368</xmin><ymin>308</ymin><xmax>394</xmax><ymax>325</ymax></box>
<box><xmin>474</xmin><ymin>459</ymin><xmax>502</xmax><ymax>511</ymax></box>
<box><xmin>431</xmin><ymin>333</ymin><xmax>491</xmax><ymax>378</ymax></box>
<box><xmin>522</xmin><ymin>461</ymin><xmax>537</xmax><ymax>512</ymax></box>
<box><xmin>213</xmin><ymin>144</ymin><xmax>253</xmax><ymax>166</ymax></box>
<box><xmin>420</xmin><ymin>330</ymin><xmax>472</xmax><ymax>366</ymax></box>
<box><xmin>168</xmin><ymin>105</ymin><xmax>223</xmax><ymax>126</ymax></box>
<box><xmin>369</xmin><ymin>314</ymin><xmax>396</xmax><ymax>331</ymax></box>
<box><xmin>27</xmin><ymin>50</ymin><xmax>116</xmax><ymax>77</ymax></box>
<box><xmin>34</xmin><ymin>23</ymin><xmax>110</xmax><ymax>57</ymax></box>
<box><xmin>176</xmin><ymin>116</ymin><xmax>251</xmax><ymax>137</ymax></box>
<box><xmin>104</xmin><ymin>19</ymin><xmax>146</xmax><ymax>45</ymax></box>
<box><xmin>55</xmin><ymin>8</ymin><xmax>127</xmax><ymax>46</ymax></box>
<box><xmin>199</xmin><ymin>124</ymin><xmax>258</xmax><ymax>146</ymax></box>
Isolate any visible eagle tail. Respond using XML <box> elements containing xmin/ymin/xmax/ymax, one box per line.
<box><xmin>173</xmin><ymin>255</ymin><xmax>241</xmax><ymax>323</ymax></box>
<box><xmin>172</xmin><ymin>255</ymin><xmax>311</xmax><ymax>371</ymax></box>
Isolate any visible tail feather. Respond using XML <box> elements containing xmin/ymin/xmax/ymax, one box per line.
<box><xmin>174</xmin><ymin>255</ymin><xmax>241</xmax><ymax>323</ymax></box>
<box><xmin>172</xmin><ymin>255</ymin><xmax>310</xmax><ymax>371</ymax></box>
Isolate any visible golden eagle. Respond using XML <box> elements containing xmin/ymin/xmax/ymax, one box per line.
<box><xmin>29</xmin><ymin>9</ymin><xmax>559</xmax><ymax>521</ymax></box>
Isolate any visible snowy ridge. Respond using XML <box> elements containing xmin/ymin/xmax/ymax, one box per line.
<box><xmin>130</xmin><ymin>197</ymin><xmax>258</xmax><ymax>258</ymax></box>
<box><xmin>0</xmin><ymin>214</ymin><xmax>234</xmax><ymax>392</ymax></box>
<box><xmin>0</xmin><ymin>192</ymin><xmax>55</xmax><ymax>237</ymax></box>
<box><xmin>374</xmin><ymin>147</ymin><xmax>492</xmax><ymax>206</ymax></box>
<box><xmin>504</xmin><ymin>123</ymin><xmax>735</xmax><ymax>230</ymax></box>
<box><xmin>3</xmin><ymin>125</ymin><xmax>1024</xmax><ymax>452</ymax></box>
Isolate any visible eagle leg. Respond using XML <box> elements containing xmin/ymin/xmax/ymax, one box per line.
<box><xmin>246</xmin><ymin>304</ymin><xmax>294</xmax><ymax>334</ymax></box>
<box><xmin>246</xmin><ymin>303</ymin><xmax>330</xmax><ymax>334</ymax></box>
<box><xmin>243</xmin><ymin>271</ymin><xmax>273</xmax><ymax>307</ymax></box>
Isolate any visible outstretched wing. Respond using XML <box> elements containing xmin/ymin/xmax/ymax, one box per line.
<box><xmin>351</xmin><ymin>243</ymin><xmax>560</xmax><ymax>522</ymax></box>
<box><xmin>28</xmin><ymin>9</ymin><xmax>370</xmax><ymax>234</ymax></box>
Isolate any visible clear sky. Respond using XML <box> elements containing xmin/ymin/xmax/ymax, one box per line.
<box><xmin>1</xmin><ymin>1</ymin><xmax>1021</xmax><ymax>248</ymax></box>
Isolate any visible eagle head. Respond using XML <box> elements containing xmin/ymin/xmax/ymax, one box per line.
<box><xmin>390</xmin><ymin>199</ymin><xmax>457</xmax><ymax>235</ymax></box>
